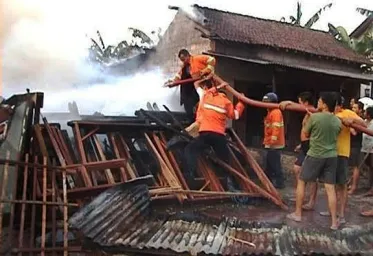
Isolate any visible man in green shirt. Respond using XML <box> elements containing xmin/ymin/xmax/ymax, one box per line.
<box><xmin>287</xmin><ymin>92</ymin><xmax>341</xmax><ymax>230</ymax></box>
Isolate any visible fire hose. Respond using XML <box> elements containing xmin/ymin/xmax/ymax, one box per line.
<box><xmin>165</xmin><ymin>76</ymin><xmax>373</xmax><ymax>136</ymax></box>
<box><xmin>224</xmin><ymin>85</ymin><xmax>373</xmax><ymax>136</ymax></box>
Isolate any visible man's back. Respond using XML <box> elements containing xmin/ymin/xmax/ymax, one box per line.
<box><xmin>306</xmin><ymin>112</ymin><xmax>341</xmax><ymax>158</ymax></box>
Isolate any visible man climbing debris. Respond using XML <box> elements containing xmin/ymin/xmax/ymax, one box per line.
<box><xmin>183</xmin><ymin>74</ymin><xmax>245</xmax><ymax>192</ymax></box>
<box><xmin>165</xmin><ymin>49</ymin><xmax>216</xmax><ymax>123</ymax></box>
<box><xmin>262</xmin><ymin>92</ymin><xmax>285</xmax><ymax>189</ymax></box>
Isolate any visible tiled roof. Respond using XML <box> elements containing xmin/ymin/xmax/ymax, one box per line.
<box><xmin>70</xmin><ymin>182</ymin><xmax>373</xmax><ymax>255</ymax></box>
<box><xmin>193</xmin><ymin>5</ymin><xmax>370</xmax><ymax>64</ymax></box>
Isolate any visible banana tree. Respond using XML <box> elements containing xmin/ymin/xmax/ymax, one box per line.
<box><xmin>328</xmin><ymin>23</ymin><xmax>373</xmax><ymax>73</ymax></box>
<box><xmin>328</xmin><ymin>24</ymin><xmax>373</xmax><ymax>55</ymax></box>
<box><xmin>280</xmin><ymin>1</ymin><xmax>332</xmax><ymax>28</ymax></box>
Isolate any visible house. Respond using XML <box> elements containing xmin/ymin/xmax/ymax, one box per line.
<box><xmin>143</xmin><ymin>5</ymin><xmax>373</xmax><ymax>150</ymax></box>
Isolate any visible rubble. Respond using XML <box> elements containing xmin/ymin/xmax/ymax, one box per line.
<box><xmin>0</xmin><ymin>91</ymin><xmax>285</xmax><ymax>255</ymax></box>
<box><xmin>70</xmin><ymin>181</ymin><xmax>373</xmax><ymax>255</ymax></box>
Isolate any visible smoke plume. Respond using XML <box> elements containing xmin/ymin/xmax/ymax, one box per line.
<box><xmin>2</xmin><ymin>0</ymin><xmax>100</xmax><ymax>94</ymax></box>
<box><xmin>2</xmin><ymin>0</ymin><xmax>181</xmax><ymax>116</ymax></box>
<box><xmin>43</xmin><ymin>70</ymin><xmax>183</xmax><ymax>116</ymax></box>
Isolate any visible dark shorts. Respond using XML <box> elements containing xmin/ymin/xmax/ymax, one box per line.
<box><xmin>295</xmin><ymin>151</ymin><xmax>306</xmax><ymax>167</ymax></box>
<box><xmin>300</xmin><ymin>155</ymin><xmax>337</xmax><ymax>184</ymax></box>
<box><xmin>349</xmin><ymin>147</ymin><xmax>362</xmax><ymax>167</ymax></box>
<box><xmin>365</xmin><ymin>153</ymin><xmax>373</xmax><ymax>167</ymax></box>
<box><xmin>301</xmin><ymin>140</ymin><xmax>310</xmax><ymax>155</ymax></box>
<box><xmin>336</xmin><ymin>156</ymin><xmax>349</xmax><ymax>185</ymax></box>
<box><xmin>294</xmin><ymin>140</ymin><xmax>309</xmax><ymax>167</ymax></box>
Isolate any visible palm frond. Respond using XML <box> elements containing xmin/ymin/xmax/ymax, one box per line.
<box><xmin>296</xmin><ymin>1</ymin><xmax>302</xmax><ymax>25</ymax></box>
<box><xmin>289</xmin><ymin>16</ymin><xmax>297</xmax><ymax>24</ymax></box>
<box><xmin>356</xmin><ymin>7</ymin><xmax>373</xmax><ymax>17</ymax></box>
<box><xmin>304</xmin><ymin>2</ymin><xmax>332</xmax><ymax>28</ymax></box>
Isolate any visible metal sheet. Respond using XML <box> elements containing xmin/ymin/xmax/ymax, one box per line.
<box><xmin>0</xmin><ymin>101</ymin><xmax>31</xmax><ymax>213</ymax></box>
<box><xmin>70</xmin><ymin>183</ymin><xmax>373</xmax><ymax>255</ymax></box>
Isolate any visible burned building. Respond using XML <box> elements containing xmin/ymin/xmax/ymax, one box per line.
<box><xmin>144</xmin><ymin>5</ymin><xmax>373</xmax><ymax>149</ymax></box>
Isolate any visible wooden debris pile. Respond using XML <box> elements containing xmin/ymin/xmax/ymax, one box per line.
<box><xmin>28</xmin><ymin>108</ymin><xmax>287</xmax><ymax>208</ymax></box>
<box><xmin>0</xmin><ymin>94</ymin><xmax>287</xmax><ymax>255</ymax></box>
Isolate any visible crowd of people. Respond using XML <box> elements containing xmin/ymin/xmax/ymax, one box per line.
<box><xmin>165</xmin><ymin>49</ymin><xmax>373</xmax><ymax>230</ymax></box>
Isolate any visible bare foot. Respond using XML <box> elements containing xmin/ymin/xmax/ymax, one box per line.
<box><xmin>348</xmin><ymin>187</ymin><xmax>356</xmax><ymax>195</ymax></box>
<box><xmin>286</xmin><ymin>212</ymin><xmax>301</xmax><ymax>222</ymax></box>
<box><xmin>302</xmin><ymin>203</ymin><xmax>314</xmax><ymax>211</ymax></box>
<box><xmin>361</xmin><ymin>209</ymin><xmax>373</xmax><ymax>217</ymax></box>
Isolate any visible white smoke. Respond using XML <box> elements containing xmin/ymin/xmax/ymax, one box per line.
<box><xmin>2</xmin><ymin>0</ymin><xmax>182</xmax><ymax>116</ymax></box>
<box><xmin>2</xmin><ymin>0</ymin><xmax>98</xmax><ymax>93</ymax></box>
<box><xmin>42</xmin><ymin>70</ymin><xmax>183</xmax><ymax>116</ymax></box>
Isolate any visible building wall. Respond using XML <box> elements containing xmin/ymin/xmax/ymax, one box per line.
<box><xmin>143</xmin><ymin>11</ymin><xmax>212</xmax><ymax>76</ymax></box>
<box><xmin>213</xmin><ymin>42</ymin><xmax>361</xmax><ymax>149</ymax></box>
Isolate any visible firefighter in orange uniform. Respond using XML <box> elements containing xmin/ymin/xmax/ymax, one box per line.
<box><xmin>167</xmin><ymin>49</ymin><xmax>216</xmax><ymax>123</ymax></box>
<box><xmin>183</xmin><ymin>74</ymin><xmax>245</xmax><ymax>191</ymax></box>
<box><xmin>262</xmin><ymin>92</ymin><xmax>285</xmax><ymax>189</ymax></box>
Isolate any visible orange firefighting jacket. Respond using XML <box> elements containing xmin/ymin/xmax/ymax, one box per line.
<box><xmin>195</xmin><ymin>89</ymin><xmax>245</xmax><ymax>135</ymax></box>
<box><xmin>175</xmin><ymin>55</ymin><xmax>216</xmax><ymax>79</ymax></box>
<box><xmin>263</xmin><ymin>109</ymin><xmax>285</xmax><ymax>148</ymax></box>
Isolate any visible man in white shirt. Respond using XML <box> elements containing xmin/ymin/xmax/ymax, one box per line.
<box><xmin>360</xmin><ymin>106</ymin><xmax>373</xmax><ymax>216</ymax></box>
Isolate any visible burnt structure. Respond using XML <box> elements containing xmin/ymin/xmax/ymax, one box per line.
<box><xmin>0</xmin><ymin>92</ymin><xmax>287</xmax><ymax>255</ymax></box>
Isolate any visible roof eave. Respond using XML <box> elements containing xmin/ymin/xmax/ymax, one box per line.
<box><xmin>350</xmin><ymin>16</ymin><xmax>373</xmax><ymax>38</ymax></box>
<box><xmin>209</xmin><ymin>38</ymin><xmax>372</xmax><ymax>66</ymax></box>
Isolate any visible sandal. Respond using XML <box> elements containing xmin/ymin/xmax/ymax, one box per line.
<box><xmin>302</xmin><ymin>204</ymin><xmax>314</xmax><ymax>211</ymax></box>
<box><xmin>338</xmin><ymin>217</ymin><xmax>346</xmax><ymax>224</ymax></box>
<box><xmin>319</xmin><ymin>211</ymin><xmax>331</xmax><ymax>216</ymax></box>
<box><xmin>330</xmin><ymin>223</ymin><xmax>339</xmax><ymax>230</ymax></box>
<box><xmin>286</xmin><ymin>212</ymin><xmax>301</xmax><ymax>222</ymax></box>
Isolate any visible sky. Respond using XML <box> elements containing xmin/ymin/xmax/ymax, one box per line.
<box><xmin>2</xmin><ymin>0</ymin><xmax>372</xmax><ymax>115</ymax></box>
<box><xmin>80</xmin><ymin>0</ymin><xmax>372</xmax><ymax>45</ymax></box>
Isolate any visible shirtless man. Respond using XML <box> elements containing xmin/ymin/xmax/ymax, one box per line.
<box><xmin>279</xmin><ymin>92</ymin><xmax>317</xmax><ymax>209</ymax></box>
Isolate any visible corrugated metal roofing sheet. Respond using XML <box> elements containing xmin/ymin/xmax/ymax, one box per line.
<box><xmin>69</xmin><ymin>183</ymin><xmax>373</xmax><ymax>255</ymax></box>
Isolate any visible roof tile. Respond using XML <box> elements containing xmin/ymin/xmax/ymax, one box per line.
<box><xmin>194</xmin><ymin>5</ymin><xmax>370</xmax><ymax>64</ymax></box>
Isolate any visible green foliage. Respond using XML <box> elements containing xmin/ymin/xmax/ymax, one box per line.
<box><xmin>328</xmin><ymin>8</ymin><xmax>373</xmax><ymax>73</ymax></box>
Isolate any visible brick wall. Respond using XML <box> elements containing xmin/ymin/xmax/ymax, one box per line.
<box><xmin>143</xmin><ymin>11</ymin><xmax>212</xmax><ymax>76</ymax></box>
